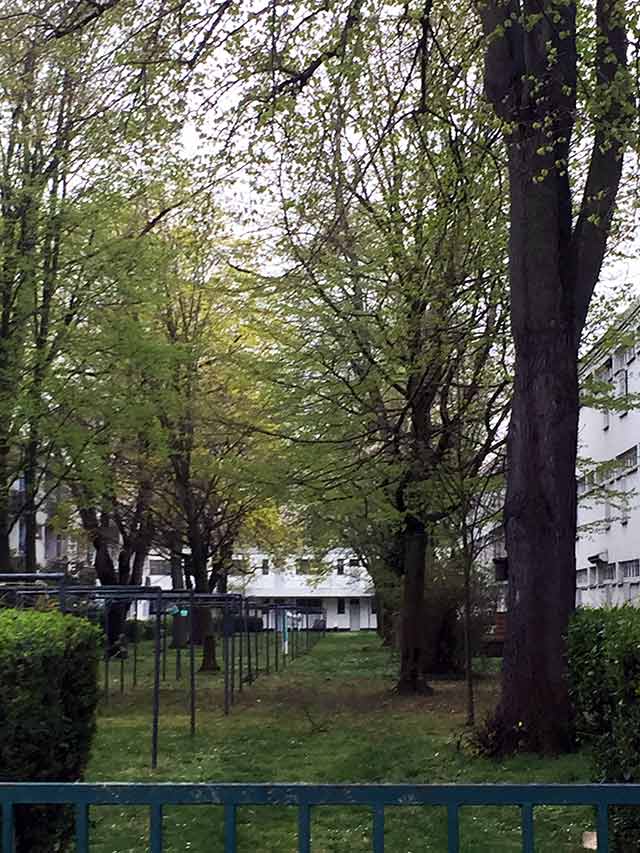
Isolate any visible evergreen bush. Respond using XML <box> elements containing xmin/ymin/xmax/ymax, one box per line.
<box><xmin>568</xmin><ymin>607</ymin><xmax>640</xmax><ymax>852</ymax></box>
<box><xmin>0</xmin><ymin>609</ymin><xmax>101</xmax><ymax>852</ymax></box>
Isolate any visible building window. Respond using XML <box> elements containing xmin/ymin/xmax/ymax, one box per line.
<box><xmin>603</xmin><ymin>500</ymin><xmax>612</xmax><ymax>528</ymax></box>
<box><xmin>614</xmin><ymin>348</ymin><xmax>627</xmax><ymax>372</ymax></box>
<box><xmin>576</xmin><ymin>568</ymin><xmax>589</xmax><ymax>588</ymax></box>
<box><xmin>597</xmin><ymin>357</ymin><xmax>613</xmax><ymax>384</ymax></box>
<box><xmin>598</xmin><ymin>563</ymin><xmax>616</xmax><ymax>584</ymax></box>
<box><xmin>621</xmin><ymin>559</ymin><xmax>640</xmax><ymax>580</ymax></box>
<box><xmin>602</xmin><ymin>408</ymin><xmax>610</xmax><ymax>430</ymax></box>
<box><xmin>336</xmin><ymin>559</ymin><xmax>344</xmax><ymax>575</ymax></box>
<box><xmin>296</xmin><ymin>558</ymin><xmax>310</xmax><ymax>575</ymax></box>
<box><xmin>577</xmin><ymin>476</ymin><xmax>587</xmax><ymax>496</ymax></box>
<box><xmin>149</xmin><ymin>558</ymin><xmax>170</xmax><ymax>576</ymax></box>
<box><xmin>617</xmin><ymin>446</ymin><xmax>638</xmax><ymax>475</ymax></box>
<box><xmin>337</xmin><ymin>597</ymin><xmax>345</xmax><ymax>615</ymax></box>
<box><xmin>615</xmin><ymin>368</ymin><xmax>629</xmax><ymax>412</ymax></box>
<box><xmin>371</xmin><ymin>598</ymin><xmax>377</xmax><ymax>614</ymax></box>
<box><xmin>261</xmin><ymin>558</ymin><xmax>269</xmax><ymax>575</ymax></box>
<box><xmin>349</xmin><ymin>558</ymin><xmax>359</xmax><ymax>567</ymax></box>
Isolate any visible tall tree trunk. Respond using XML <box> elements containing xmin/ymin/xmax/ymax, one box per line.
<box><xmin>200</xmin><ymin>632</ymin><xmax>220</xmax><ymax>672</ymax></box>
<box><xmin>487</xmin><ymin>122</ymin><xmax>580</xmax><ymax>753</ymax></box>
<box><xmin>493</xmin><ymin>309</ymin><xmax>579</xmax><ymax>752</ymax></box>
<box><xmin>396</xmin><ymin>515</ymin><xmax>432</xmax><ymax>694</ymax></box>
<box><xmin>479</xmin><ymin>0</ymin><xmax>628</xmax><ymax>754</ymax></box>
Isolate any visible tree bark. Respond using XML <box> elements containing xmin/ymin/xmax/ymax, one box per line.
<box><xmin>396</xmin><ymin>516</ymin><xmax>433</xmax><ymax>694</ymax></box>
<box><xmin>480</xmin><ymin>0</ymin><xmax>628</xmax><ymax>753</ymax></box>
<box><xmin>200</xmin><ymin>632</ymin><xmax>220</xmax><ymax>672</ymax></box>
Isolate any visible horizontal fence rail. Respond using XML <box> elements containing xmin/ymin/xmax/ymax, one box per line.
<box><xmin>1</xmin><ymin>782</ymin><xmax>639</xmax><ymax>852</ymax></box>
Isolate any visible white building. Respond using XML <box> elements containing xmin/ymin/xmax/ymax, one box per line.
<box><xmin>576</xmin><ymin>304</ymin><xmax>640</xmax><ymax>606</ymax></box>
<box><xmin>6</xmin><ymin>478</ymin><xmax>48</xmax><ymax>570</ymax></box>
<box><xmin>142</xmin><ymin>549</ymin><xmax>378</xmax><ymax>631</ymax></box>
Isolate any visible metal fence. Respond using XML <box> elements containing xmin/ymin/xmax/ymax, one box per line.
<box><xmin>0</xmin><ymin>579</ymin><xmax>326</xmax><ymax>768</ymax></box>
<box><xmin>1</xmin><ymin>782</ymin><xmax>638</xmax><ymax>852</ymax></box>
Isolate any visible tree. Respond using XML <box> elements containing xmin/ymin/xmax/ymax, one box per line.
<box><xmin>234</xmin><ymin>4</ymin><xmax>511</xmax><ymax>693</ymax></box>
<box><xmin>478</xmin><ymin>0</ymin><xmax>636</xmax><ymax>752</ymax></box>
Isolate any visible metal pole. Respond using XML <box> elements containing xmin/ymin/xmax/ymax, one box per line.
<box><xmin>254</xmin><ymin>605</ymin><xmax>259</xmax><ymax>678</ymax></box>
<box><xmin>265</xmin><ymin>610</ymin><xmax>270</xmax><ymax>675</ymax></box>
<box><xmin>238</xmin><ymin>602</ymin><xmax>244</xmax><ymax>691</ymax></box>
<box><xmin>59</xmin><ymin>572</ymin><xmax>67</xmax><ymax>614</ymax></box>
<box><xmin>230</xmin><ymin>622</ymin><xmax>235</xmax><ymax>705</ymax></box>
<box><xmin>152</xmin><ymin>592</ymin><xmax>162</xmax><ymax>769</ymax></box>
<box><xmin>223</xmin><ymin>606</ymin><xmax>230</xmax><ymax>716</ymax></box>
<box><xmin>133</xmin><ymin>598</ymin><xmax>138</xmax><ymax>688</ymax></box>
<box><xmin>275</xmin><ymin>608</ymin><xmax>279</xmax><ymax>672</ymax></box>
<box><xmin>103</xmin><ymin>599</ymin><xmax>110</xmax><ymax>705</ymax></box>
<box><xmin>162</xmin><ymin>604</ymin><xmax>168</xmax><ymax>682</ymax></box>
<box><xmin>189</xmin><ymin>591</ymin><xmax>196</xmax><ymax>737</ymax></box>
<box><xmin>245</xmin><ymin>602</ymin><xmax>252</xmax><ymax>684</ymax></box>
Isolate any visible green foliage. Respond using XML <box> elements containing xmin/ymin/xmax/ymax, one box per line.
<box><xmin>0</xmin><ymin>610</ymin><xmax>101</xmax><ymax>853</ymax></box>
<box><xmin>568</xmin><ymin>608</ymin><xmax>640</xmax><ymax>851</ymax></box>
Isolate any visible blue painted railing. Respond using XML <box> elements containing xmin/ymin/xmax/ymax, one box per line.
<box><xmin>1</xmin><ymin>782</ymin><xmax>638</xmax><ymax>851</ymax></box>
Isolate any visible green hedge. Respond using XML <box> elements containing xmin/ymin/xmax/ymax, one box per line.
<box><xmin>0</xmin><ymin>610</ymin><xmax>101</xmax><ymax>852</ymax></box>
<box><xmin>568</xmin><ymin>607</ymin><xmax>640</xmax><ymax>852</ymax></box>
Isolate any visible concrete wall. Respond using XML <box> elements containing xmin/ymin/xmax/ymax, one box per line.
<box><xmin>577</xmin><ymin>321</ymin><xmax>640</xmax><ymax>607</ymax></box>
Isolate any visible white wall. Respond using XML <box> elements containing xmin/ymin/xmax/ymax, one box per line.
<box><xmin>577</xmin><ymin>323</ymin><xmax>640</xmax><ymax>607</ymax></box>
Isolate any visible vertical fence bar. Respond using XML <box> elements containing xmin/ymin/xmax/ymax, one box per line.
<box><xmin>265</xmin><ymin>614</ymin><xmax>270</xmax><ymax>674</ymax></box>
<box><xmin>189</xmin><ymin>591</ymin><xmax>196</xmax><ymax>737</ymax></box>
<box><xmin>254</xmin><ymin>607</ymin><xmax>259</xmax><ymax>677</ymax></box>
<box><xmin>597</xmin><ymin>804</ymin><xmax>609</xmax><ymax>853</ymax></box>
<box><xmin>224</xmin><ymin>804</ymin><xmax>237</xmax><ymax>853</ymax></box>
<box><xmin>75</xmin><ymin>803</ymin><xmax>89</xmax><ymax>853</ymax></box>
<box><xmin>152</xmin><ymin>593</ymin><xmax>162</xmax><ymax>769</ymax></box>
<box><xmin>275</xmin><ymin>608</ymin><xmax>279</xmax><ymax>672</ymax></box>
<box><xmin>521</xmin><ymin>804</ymin><xmax>534</xmax><ymax>853</ymax></box>
<box><xmin>230</xmin><ymin>628</ymin><xmax>236</xmax><ymax>705</ymax></box>
<box><xmin>133</xmin><ymin>598</ymin><xmax>138</xmax><ymax>687</ymax></box>
<box><xmin>253</xmin><ymin>607</ymin><xmax>261</xmax><ymax>678</ymax></box>
<box><xmin>150</xmin><ymin>803</ymin><xmax>163</xmax><ymax>853</ymax></box>
<box><xmin>246</xmin><ymin>605</ymin><xmax>252</xmax><ymax>684</ymax></box>
<box><xmin>373</xmin><ymin>803</ymin><xmax>384</xmax><ymax>853</ymax></box>
<box><xmin>162</xmin><ymin>606</ymin><xmax>168</xmax><ymax>682</ymax></box>
<box><xmin>2</xmin><ymin>802</ymin><xmax>13</xmax><ymax>853</ymax></box>
<box><xmin>103</xmin><ymin>600</ymin><xmax>110</xmax><ymax>704</ymax></box>
<box><xmin>447</xmin><ymin>804</ymin><xmax>459</xmax><ymax>853</ymax></box>
<box><xmin>223</xmin><ymin>608</ymin><xmax>230</xmax><ymax>716</ymax></box>
<box><xmin>238</xmin><ymin>604</ymin><xmax>244</xmax><ymax>691</ymax></box>
<box><xmin>298</xmin><ymin>804</ymin><xmax>311</xmax><ymax>853</ymax></box>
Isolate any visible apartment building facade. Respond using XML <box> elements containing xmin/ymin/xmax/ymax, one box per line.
<box><xmin>143</xmin><ymin>548</ymin><xmax>378</xmax><ymax>631</ymax></box>
<box><xmin>576</xmin><ymin>304</ymin><xmax>640</xmax><ymax>606</ymax></box>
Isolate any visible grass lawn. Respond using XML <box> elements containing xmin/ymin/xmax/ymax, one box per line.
<box><xmin>86</xmin><ymin>632</ymin><xmax>593</xmax><ymax>852</ymax></box>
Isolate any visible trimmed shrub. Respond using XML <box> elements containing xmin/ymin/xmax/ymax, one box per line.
<box><xmin>0</xmin><ymin>610</ymin><xmax>101</xmax><ymax>852</ymax></box>
<box><xmin>568</xmin><ymin>607</ymin><xmax>640</xmax><ymax>852</ymax></box>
